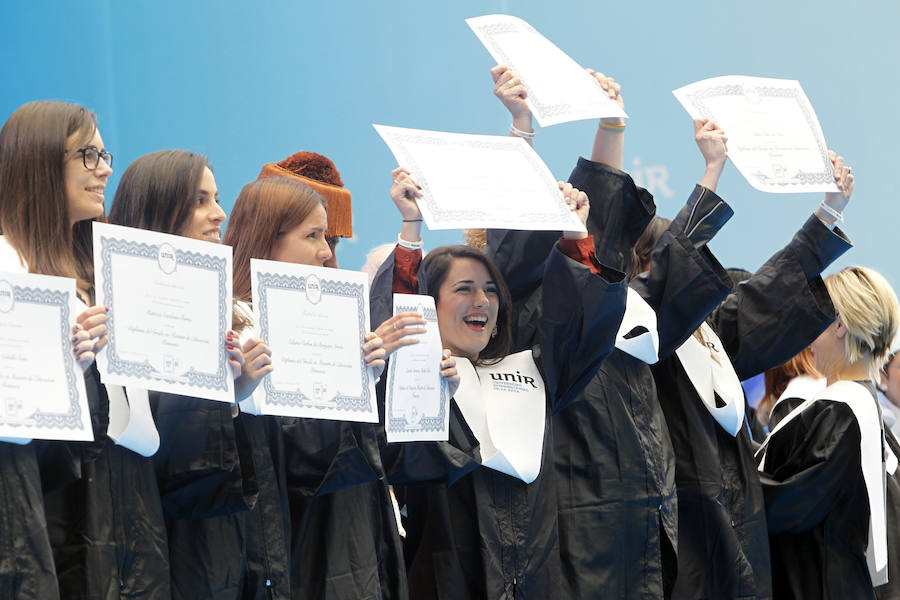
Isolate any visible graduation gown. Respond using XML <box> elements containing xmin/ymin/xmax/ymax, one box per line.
<box><xmin>759</xmin><ymin>381</ymin><xmax>883</xmax><ymax>599</ymax></box>
<box><xmin>150</xmin><ymin>393</ymin><xmax>259</xmax><ymax>600</ymax></box>
<box><xmin>652</xmin><ymin>215</ymin><xmax>851</xmax><ymax>600</ymax></box>
<box><xmin>374</xmin><ymin>239</ymin><xmax>627</xmax><ymax>599</ymax></box>
<box><xmin>878</xmin><ymin>427</ymin><xmax>900</xmax><ymax>600</ymax></box>
<box><xmin>42</xmin><ymin>362</ymin><xmax>172</xmax><ymax>599</ymax></box>
<box><xmin>0</xmin><ymin>237</ymin><xmax>60</xmax><ymax>599</ymax></box>
<box><xmin>234</xmin><ymin>292</ymin><xmax>407</xmax><ymax>600</ymax></box>
<box><xmin>487</xmin><ymin>159</ymin><xmax>734</xmax><ymax>599</ymax></box>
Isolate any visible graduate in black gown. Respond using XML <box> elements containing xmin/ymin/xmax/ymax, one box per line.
<box><xmin>370</xmin><ymin>165</ymin><xmax>628</xmax><ymax>599</ymax></box>
<box><xmin>651</xmin><ymin>151</ymin><xmax>855</xmax><ymax>600</ymax></box>
<box><xmin>758</xmin><ymin>265</ymin><xmax>899</xmax><ymax>599</ymax></box>
<box><xmin>224</xmin><ymin>172</ymin><xmax>404</xmax><ymax>600</ymax></box>
<box><xmin>107</xmin><ymin>150</ymin><xmax>269</xmax><ymax>600</ymax></box>
<box><xmin>485</xmin><ymin>66</ymin><xmax>734</xmax><ymax>598</ymax></box>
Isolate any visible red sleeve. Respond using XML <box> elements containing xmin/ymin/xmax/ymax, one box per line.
<box><xmin>392</xmin><ymin>245</ymin><xmax>423</xmax><ymax>293</ymax></box>
<box><xmin>557</xmin><ymin>235</ymin><xmax>602</xmax><ymax>275</ymax></box>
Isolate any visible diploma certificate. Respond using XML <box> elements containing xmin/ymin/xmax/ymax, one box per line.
<box><xmin>673</xmin><ymin>76</ymin><xmax>839</xmax><ymax>193</ymax></box>
<box><xmin>251</xmin><ymin>259</ymin><xmax>378</xmax><ymax>422</ymax></box>
<box><xmin>374</xmin><ymin>124</ymin><xmax>585</xmax><ymax>233</ymax></box>
<box><xmin>467</xmin><ymin>14</ymin><xmax>627</xmax><ymax>126</ymax></box>
<box><xmin>0</xmin><ymin>271</ymin><xmax>92</xmax><ymax>441</ymax></box>
<box><xmin>93</xmin><ymin>222</ymin><xmax>234</xmax><ymax>402</ymax></box>
<box><xmin>385</xmin><ymin>294</ymin><xmax>449</xmax><ymax>442</ymax></box>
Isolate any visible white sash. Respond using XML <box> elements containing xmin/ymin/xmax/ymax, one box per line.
<box><xmin>758</xmin><ymin>381</ymin><xmax>887</xmax><ymax>584</ymax></box>
<box><xmin>770</xmin><ymin>375</ymin><xmax>826</xmax><ymax>417</ymax></box>
<box><xmin>453</xmin><ymin>350</ymin><xmax>546</xmax><ymax>483</ymax></box>
<box><xmin>674</xmin><ymin>321</ymin><xmax>745</xmax><ymax>436</ymax></box>
<box><xmin>614</xmin><ymin>288</ymin><xmax>660</xmax><ymax>364</ymax></box>
<box><xmin>106</xmin><ymin>385</ymin><xmax>160</xmax><ymax>456</ymax></box>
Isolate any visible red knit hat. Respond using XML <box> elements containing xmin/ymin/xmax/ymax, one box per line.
<box><xmin>257</xmin><ymin>151</ymin><xmax>352</xmax><ymax>237</ymax></box>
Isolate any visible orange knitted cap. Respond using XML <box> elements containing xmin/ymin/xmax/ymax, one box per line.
<box><xmin>257</xmin><ymin>151</ymin><xmax>353</xmax><ymax>238</ymax></box>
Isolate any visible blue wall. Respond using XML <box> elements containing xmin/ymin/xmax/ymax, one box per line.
<box><xmin>3</xmin><ymin>1</ymin><xmax>897</xmax><ymax>291</ymax></box>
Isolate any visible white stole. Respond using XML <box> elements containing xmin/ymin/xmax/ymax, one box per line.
<box><xmin>674</xmin><ymin>321</ymin><xmax>745</xmax><ymax>436</ymax></box>
<box><xmin>614</xmin><ymin>288</ymin><xmax>660</xmax><ymax>364</ymax></box>
<box><xmin>758</xmin><ymin>381</ymin><xmax>888</xmax><ymax>585</ymax></box>
<box><xmin>453</xmin><ymin>350</ymin><xmax>546</xmax><ymax>483</ymax></box>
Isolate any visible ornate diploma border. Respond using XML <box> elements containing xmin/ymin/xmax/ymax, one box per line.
<box><xmin>0</xmin><ymin>282</ymin><xmax>83</xmax><ymax>430</ymax></box>
<box><xmin>99</xmin><ymin>236</ymin><xmax>229</xmax><ymax>392</ymax></box>
<box><xmin>386</xmin><ymin>303</ymin><xmax>447</xmax><ymax>436</ymax></box>
<box><xmin>256</xmin><ymin>271</ymin><xmax>373</xmax><ymax>414</ymax></box>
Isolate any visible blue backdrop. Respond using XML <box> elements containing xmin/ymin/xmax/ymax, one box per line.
<box><xmin>3</xmin><ymin>1</ymin><xmax>896</xmax><ymax>291</ymax></box>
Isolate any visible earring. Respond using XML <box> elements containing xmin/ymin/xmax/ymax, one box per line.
<box><xmin>491</xmin><ymin>325</ymin><xmax>498</xmax><ymax>339</ymax></box>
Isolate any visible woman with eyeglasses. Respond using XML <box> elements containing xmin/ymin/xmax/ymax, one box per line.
<box><xmin>0</xmin><ymin>100</ymin><xmax>168</xmax><ymax>599</ymax></box>
<box><xmin>106</xmin><ymin>149</ymin><xmax>270</xmax><ymax>600</ymax></box>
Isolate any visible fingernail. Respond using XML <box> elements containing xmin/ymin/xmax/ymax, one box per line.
<box><xmin>105</xmin><ymin>307</ymin><xmax>109</xmax><ymax>312</ymax></box>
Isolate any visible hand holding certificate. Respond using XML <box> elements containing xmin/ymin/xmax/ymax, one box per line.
<box><xmin>251</xmin><ymin>259</ymin><xmax>379</xmax><ymax>422</ymax></box>
<box><xmin>374</xmin><ymin>124</ymin><xmax>586</xmax><ymax>233</ymax></box>
<box><xmin>93</xmin><ymin>222</ymin><xmax>234</xmax><ymax>402</ymax></box>
<box><xmin>385</xmin><ymin>294</ymin><xmax>449</xmax><ymax>442</ymax></box>
<box><xmin>0</xmin><ymin>271</ymin><xmax>92</xmax><ymax>441</ymax></box>
<box><xmin>467</xmin><ymin>14</ymin><xmax>627</xmax><ymax>126</ymax></box>
<box><xmin>673</xmin><ymin>76</ymin><xmax>839</xmax><ymax>193</ymax></box>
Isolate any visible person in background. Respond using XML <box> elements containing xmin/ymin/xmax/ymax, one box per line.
<box><xmin>759</xmin><ymin>266</ymin><xmax>899</xmax><ymax>599</ymax></box>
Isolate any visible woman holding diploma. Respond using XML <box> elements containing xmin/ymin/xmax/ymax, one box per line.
<box><xmin>757</xmin><ymin>267</ymin><xmax>899</xmax><ymax>599</ymax></box>
<box><xmin>224</xmin><ymin>173</ymin><xmax>409</xmax><ymax>600</ymax></box>
<box><xmin>487</xmin><ymin>68</ymin><xmax>737</xmax><ymax>599</ymax></box>
<box><xmin>107</xmin><ymin>149</ymin><xmax>268</xmax><ymax>600</ymax></box>
<box><xmin>370</xmin><ymin>165</ymin><xmax>628</xmax><ymax>600</ymax></box>
<box><xmin>0</xmin><ymin>100</ymin><xmax>171</xmax><ymax>599</ymax></box>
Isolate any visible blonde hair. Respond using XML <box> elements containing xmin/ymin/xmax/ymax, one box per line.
<box><xmin>824</xmin><ymin>266</ymin><xmax>900</xmax><ymax>379</ymax></box>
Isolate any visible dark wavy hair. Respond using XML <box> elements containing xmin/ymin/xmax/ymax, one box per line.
<box><xmin>423</xmin><ymin>245</ymin><xmax>512</xmax><ymax>365</ymax></box>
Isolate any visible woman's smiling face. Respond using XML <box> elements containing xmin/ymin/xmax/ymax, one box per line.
<box><xmin>435</xmin><ymin>257</ymin><xmax>499</xmax><ymax>361</ymax></box>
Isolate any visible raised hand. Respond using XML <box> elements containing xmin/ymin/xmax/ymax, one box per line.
<box><xmin>234</xmin><ymin>336</ymin><xmax>273</xmax><ymax>401</ymax></box>
<box><xmin>560</xmin><ymin>181</ymin><xmax>590</xmax><ymax>240</ymax></box>
<box><xmin>390</xmin><ymin>167</ymin><xmax>424</xmax><ymax>244</ymax></box>
<box><xmin>822</xmin><ymin>150</ymin><xmax>854</xmax><ymax>216</ymax></box>
<box><xmin>374</xmin><ymin>312</ymin><xmax>427</xmax><ymax>356</ymax></box>
<box><xmin>694</xmin><ymin>119</ymin><xmax>728</xmax><ymax>191</ymax></box>
<box><xmin>491</xmin><ymin>65</ymin><xmax>531</xmax><ymax>126</ymax></box>
<box><xmin>73</xmin><ymin>305</ymin><xmax>108</xmax><ymax>368</ymax></box>
<box><xmin>362</xmin><ymin>332</ymin><xmax>388</xmax><ymax>381</ymax></box>
<box><xmin>440</xmin><ymin>349</ymin><xmax>460</xmax><ymax>398</ymax></box>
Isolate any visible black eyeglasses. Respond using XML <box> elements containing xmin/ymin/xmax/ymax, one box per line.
<box><xmin>66</xmin><ymin>146</ymin><xmax>113</xmax><ymax>170</ymax></box>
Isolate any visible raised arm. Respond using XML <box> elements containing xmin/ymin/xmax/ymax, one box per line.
<box><xmin>710</xmin><ymin>152</ymin><xmax>855</xmax><ymax>379</ymax></box>
<box><xmin>491</xmin><ymin>65</ymin><xmax>534</xmax><ymax>147</ymax></box>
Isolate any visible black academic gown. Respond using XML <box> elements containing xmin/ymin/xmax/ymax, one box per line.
<box><xmin>0</xmin><ymin>441</ymin><xmax>60</xmax><ymax>599</ymax></box>
<box><xmin>488</xmin><ymin>159</ymin><xmax>735</xmax><ymax>600</ymax></box>
<box><xmin>878</xmin><ymin>427</ymin><xmax>900</xmax><ymax>600</ymax></box>
<box><xmin>41</xmin><ymin>363</ymin><xmax>171</xmax><ymax>599</ymax></box>
<box><xmin>652</xmin><ymin>215</ymin><xmax>851</xmax><ymax>600</ymax></box>
<box><xmin>150</xmin><ymin>393</ymin><xmax>259</xmax><ymax>600</ymax></box>
<box><xmin>760</xmin><ymin>381</ymin><xmax>881</xmax><ymax>600</ymax></box>
<box><xmin>373</xmin><ymin>241</ymin><xmax>627</xmax><ymax>600</ymax></box>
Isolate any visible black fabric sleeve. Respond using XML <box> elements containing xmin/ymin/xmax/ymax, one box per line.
<box><xmin>629</xmin><ymin>185</ymin><xmax>734</xmax><ymax>359</ymax></box>
<box><xmin>710</xmin><ymin>215</ymin><xmax>852</xmax><ymax>380</ymax></box>
<box><xmin>537</xmin><ymin>244</ymin><xmax>627</xmax><ymax>414</ymax></box>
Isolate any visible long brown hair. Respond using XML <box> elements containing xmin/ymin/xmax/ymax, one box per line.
<box><xmin>422</xmin><ymin>245</ymin><xmax>513</xmax><ymax>365</ymax></box>
<box><xmin>224</xmin><ymin>178</ymin><xmax>326</xmax><ymax>330</ymax></box>
<box><xmin>630</xmin><ymin>216</ymin><xmax>670</xmax><ymax>279</ymax></box>
<box><xmin>108</xmin><ymin>150</ymin><xmax>210</xmax><ymax>235</ymax></box>
<box><xmin>0</xmin><ymin>101</ymin><xmax>99</xmax><ymax>288</ymax></box>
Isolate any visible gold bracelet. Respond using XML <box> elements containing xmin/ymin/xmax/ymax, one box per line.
<box><xmin>598</xmin><ymin>121</ymin><xmax>626</xmax><ymax>131</ymax></box>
